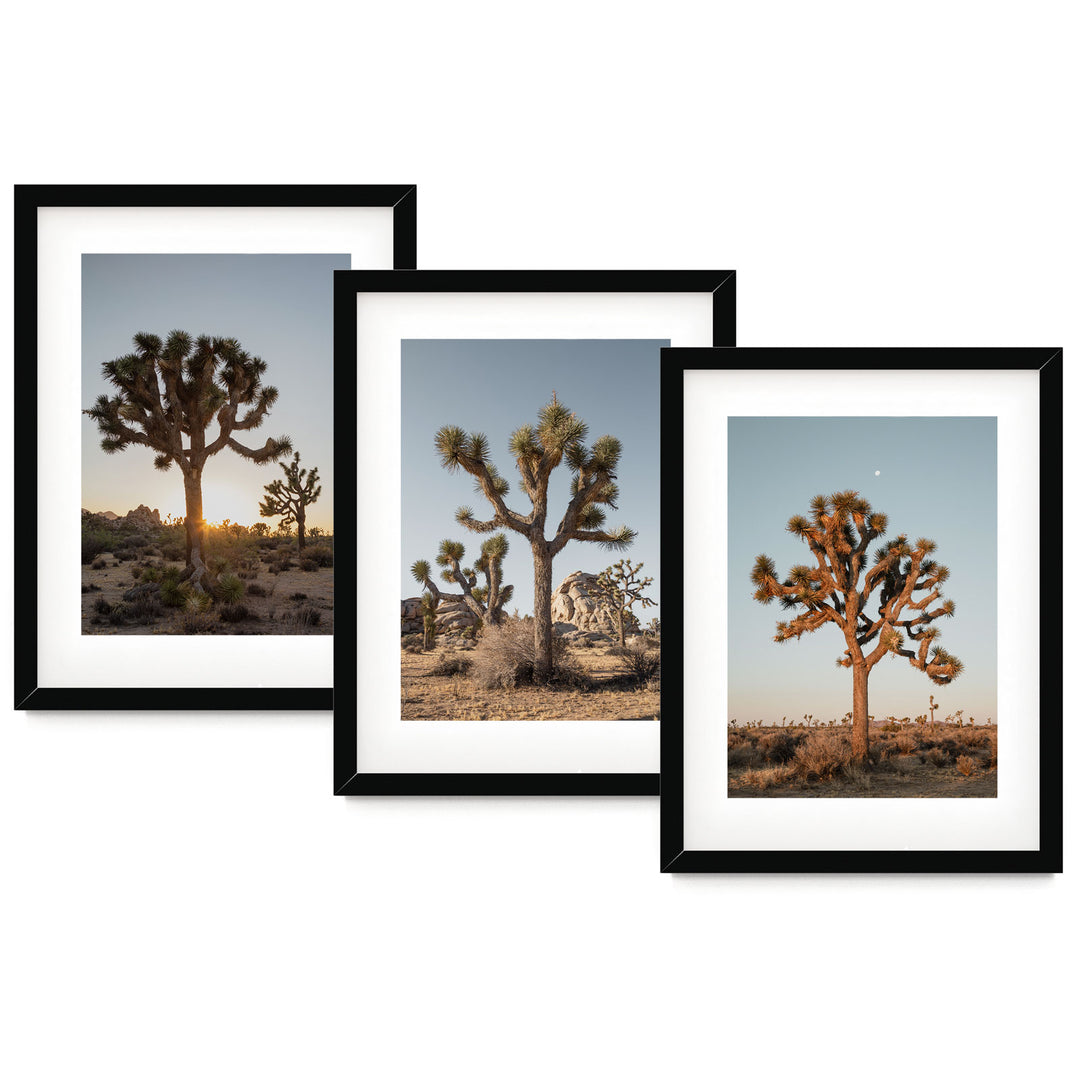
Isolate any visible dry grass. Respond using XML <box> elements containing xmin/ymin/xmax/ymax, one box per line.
<box><xmin>728</xmin><ymin>722</ymin><xmax>997</xmax><ymax>798</ymax></box>
<box><xmin>401</xmin><ymin>642</ymin><xmax>660</xmax><ymax>721</ymax></box>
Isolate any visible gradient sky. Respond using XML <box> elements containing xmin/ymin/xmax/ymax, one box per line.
<box><xmin>82</xmin><ymin>253</ymin><xmax>344</xmax><ymax>530</ymax></box>
<box><xmin>729</xmin><ymin>417</ymin><xmax>997</xmax><ymax>726</ymax></box>
<box><xmin>402</xmin><ymin>340</ymin><xmax>664</xmax><ymax>619</ymax></box>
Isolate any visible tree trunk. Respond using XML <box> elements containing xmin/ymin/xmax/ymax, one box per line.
<box><xmin>616</xmin><ymin>605</ymin><xmax>626</xmax><ymax>647</ymax></box>
<box><xmin>297</xmin><ymin>506</ymin><xmax>306</xmax><ymax>554</ymax></box>
<box><xmin>533</xmin><ymin>547</ymin><xmax>554</xmax><ymax>681</ymax></box>
<box><xmin>182</xmin><ymin>469</ymin><xmax>209</xmax><ymax>591</ymax></box>
<box><xmin>851</xmin><ymin>662</ymin><xmax>870</xmax><ymax>761</ymax></box>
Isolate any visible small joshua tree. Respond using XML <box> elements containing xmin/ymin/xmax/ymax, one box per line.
<box><xmin>85</xmin><ymin>331</ymin><xmax>292</xmax><ymax>590</ymax></box>
<box><xmin>259</xmin><ymin>452</ymin><xmax>322</xmax><ymax>553</ymax></box>
<box><xmin>420</xmin><ymin>592</ymin><xmax>438</xmax><ymax>651</ymax></box>
<box><xmin>411</xmin><ymin>534</ymin><xmax>514</xmax><ymax>628</ymax></box>
<box><xmin>595</xmin><ymin>559</ymin><xmax>657</xmax><ymax>646</ymax></box>
<box><xmin>752</xmin><ymin>490</ymin><xmax>962</xmax><ymax>762</ymax></box>
<box><xmin>435</xmin><ymin>393</ymin><xmax>635</xmax><ymax>680</ymax></box>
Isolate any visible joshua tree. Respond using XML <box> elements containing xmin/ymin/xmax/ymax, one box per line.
<box><xmin>410</xmin><ymin>535</ymin><xmax>514</xmax><ymax>628</ymax></box>
<box><xmin>929</xmin><ymin>693</ymin><xmax>940</xmax><ymax>729</ymax></box>
<box><xmin>435</xmin><ymin>394</ymin><xmax>634</xmax><ymax>680</ymax></box>
<box><xmin>259</xmin><ymin>451</ymin><xmax>321</xmax><ymax>553</ymax></box>
<box><xmin>751</xmin><ymin>490</ymin><xmax>962</xmax><ymax>762</ymax></box>
<box><xmin>420</xmin><ymin>592</ymin><xmax>438</xmax><ymax>651</ymax></box>
<box><xmin>85</xmin><ymin>331</ymin><xmax>291</xmax><ymax>590</ymax></box>
<box><xmin>595</xmin><ymin>559</ymin><xmax>657</xmax><ymax>646</ymax></box>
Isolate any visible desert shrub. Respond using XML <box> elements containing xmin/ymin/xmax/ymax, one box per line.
<box><xmin>81</xmin><ymin>584</ymin><xmax>101</xmax><ymax>593</ymax></box>
<box><xmin>219</xmin><ymin>603</ymin><xmax>253</xmax><ymax>623</ymax></box>
<box><xmin>93</xmin><ymin>597</ymin><xmax>113</xmax><ymax>615</ymax></box>
<box><xmin>159</xmin><ymin>541</ymin><xmax>185</xmax><ymax>562</ymax></box>
<box><xmin>106</xmin><ymin>602</ymin><xmax>130</xmax><ymax>626</ymax></box>
<box><xmin>160</xmin><ymin>574</ymin><xmax>185</xmax><ymax>608</ymax></box>
<box><xmin>289</xmin><ymin>592</ymin><xmax>309</xmax><ymax>601</ymax></box>
<box><xmin>746</xmin><ymin>763</ymin><xmax>796</xmax><ymax>789</ymax></box>
<box><xmin>130</xmin><ymin>565</ymin><xmax>143</xmax><ymax>580</ymax></box>
<box><xmin>728</xmin><ymin>741</ymin><xmax>763</xmax><ymax>768</ymax></box>
<box><xmin>793</xmin><ymin>731</ymin><xmax>852</xmax><ymax>781</ymax></box>
<box><xmin>760</xmin><ymin>731</ymin><xmax>799</xmax><ymax>763</ymax></box>
<box><xmin>128</xmin><ymin>595</ymin><xmax>164</xmax><ymax>624</ymax></box>
<box><xmin>840</xmin><ymin>762</ymin><xmax>872</xmax><ymax>789</ymax></box>
<box><xmin>246</xmin><ymin>582</ymin><xmax>268</xmax><ymax>598</ymax></box>
<box><xmin>956</xmin><ymin>754</ymin><xmax>976</xmax><ymax>777</ymax></box>
<box><xmin>404</xmin><ymin>644</ymin><xmax>423</xmax><ymax>654</ymax></box>
<box><xmin>894</xmin><ymin>732</ymin><xmax>916</xmax><ymax>754</ymax></box>
<box><xmin>214</xmin><ymin>573</ymin><xmax>245</xmax><ymax>604</ymax></box>
<box><xmin>300</xmin><ymin>558</ymin><xmax>318</xmax><ymax>572</ymax></box>
<box><xmin>179</xmin><ymin>611</ymin><xmax>215</xmax><ymax>634</ymax></box>
<box><xmin>91</xmin><ymin>558</ymin><xmax>107</xmax><ymax>570</ymax></box>
<box><xmin>923</xmin><ymin>747</ymin><xmax>949</xmax><ymax>768</ymax></box>
<box><xmin>429</xmin><ymin>654</ymin><xmax>473</xmax><ymax>677</ymax></box>
<box><xmin>123</xmin><ymin>534</ymin><xmax>150</xmax><ymax>548</ymax></box>
<box><xmin>613</xmin><ymin>643</ymin><xmax>661</xmax><ymax>685</ymax></box>
<box><xmin>288</xmin><ymin>605</ymin><xmax>322</xmax><ymax>630</ymax></box>
<box><xmin>401</xmin><ymin>633</ymin><xmax>423</xmax><ymax>650</ymax></box>
<box><xmin>305</xmin><ymin>545</ymin><xmax>334</xmax><ymax>567</ymax></box>
<box><xmin>471</xmin><ymin>617</ymin><xmax>580</xmax><ymax>689</ymax></box>
<box><xmin>184</xmin><ymin>589</ymin><xmax>214</xmax><ymax>615</ymax></box>
<box><xmin>81</xmin><ymin>530</ymin><xmax>115</xmax><ymax>563</ymax></box>
<box><xmin>140</xmin><ymin>566</ymin><xmax>162</xmax><ymax>583</ymax></box>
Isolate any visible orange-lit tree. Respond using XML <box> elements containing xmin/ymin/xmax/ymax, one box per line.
<box><xmin>751</xmin><ymin>490</ymin><xmax>962</xmax><ymax>761</ymax></box>
<box><xmin>85</xmin><ymin>331</ymin><xmax>292</xmax><ymax>591</ymax></box>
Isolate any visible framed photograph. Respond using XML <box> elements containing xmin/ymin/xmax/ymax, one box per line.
<box><xmin>661</xmin><ymin>347</ymin><xmax>1062</xmax><ymax>871</ymax></box>
<box><xmin>335</xmin><ymin>269</ymin><xmax>735</xmax><ymax>795</ymax></box>
<box><xmin>14</xmin><ymin>184</ymin><xmax>417</xmax><ymax>710</ymax></box>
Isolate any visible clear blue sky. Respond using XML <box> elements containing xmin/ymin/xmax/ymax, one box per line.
<box><xmin>402</xmin><ymin>340</ymin><xmax>664</xmax><ymax>618</ymax></box>
<box><xmin>729</xmin><ymin>417</ymin><xmax>997</xmax><ymax>726</ymax></box>
<box><xmin>82</xmin><ymin>253</ymin><xmax>344</xmax><ymax>530</ymax></box>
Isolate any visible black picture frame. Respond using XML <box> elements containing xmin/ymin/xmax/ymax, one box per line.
<box><xmin>334</xmin><ymin>269</ymin><xmax>736</xmax><ymax>795</ymax></box>
<box><xmin>14</xmin><ymin>183</ymin><xmax>417</xmax><ymax>710</ymax></box>
<box><xmin>660</xmin><ymin>347</ymin><xmax>1063</xmax><ymax>872</ymax></box>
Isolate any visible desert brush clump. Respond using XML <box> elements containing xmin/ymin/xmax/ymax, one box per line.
<box><xmin>436</xmin><ymin>392</ymin><xmax>635</xmax><ymax>681</ymax></box>
<box><xmin>218</xmin><ymin>603</ymin><xmax>254</xmax><ymax>623</ymax></box>
<box><xmin>752</xmin><ymin>489</ymin><xmax>962</xmax><ymax>761</ymax></box>
<box><xmin>470</xmin><ymin>616</ymin><xmax>583</xmax><ymax>689</ymax></box>
<box><xmin>612</xmin><ymin>643</ymin><xmax>661</xmax><ymax>686</ymax></box>
<box><xmin>428</xmin><ymin>654</ymin><xmax>474</xmax><ymax>677</ymax></box>
<box><xmin>214</xmin><ymin>573</ymin><xmax>245</xmax><ymax>604</ymax></box>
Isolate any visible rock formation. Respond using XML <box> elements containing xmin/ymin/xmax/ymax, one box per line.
<box><xmin>401</xmin><ymin>595</ymin><xmax>481</xmax><ymax>636</ymax></box>
<box><xmin>550</xmin><ymin>570</ymin><xmax>635</xmax><ymax>639</ymax></box>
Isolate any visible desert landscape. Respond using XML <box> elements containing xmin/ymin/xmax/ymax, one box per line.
<box><xmin>728</xmin><ymin>716</ymin><xmax>997</xmax><ymax>797</ymax></box>
<box><xmin>82</xmin><ymin>506</ymin><xmax>332</xmax><ymax>635</ymax></box>
<box><xmin>401</xmin><ymin>571</ymin><xmax>660</xmax><ymax>721</ymax></box>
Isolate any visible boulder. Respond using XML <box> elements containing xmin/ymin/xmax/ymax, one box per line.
<box><xmin>123</xmin><ymin>504</ymin><xmax>161</xmax><ymax>531</ymax></box>
<box><xmin>550</xmin><ymin>570</ymin><xmax>635</xmax><ymax>639</ymax></box>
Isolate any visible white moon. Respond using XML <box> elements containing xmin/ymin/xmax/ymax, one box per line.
<box><xmin>874</xmin><ymin>470</ymin><xmax>880</xmax><ymax>476</ymax></box>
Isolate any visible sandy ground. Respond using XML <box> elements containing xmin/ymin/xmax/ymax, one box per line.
<box><xmin>401</xmin><ymin>645</ymin><xmax>660</xmax><ymax>721</ymax></box>
<box><xmin>728</xmin><ymin>766</ymin><xmax>997</xmax><ymax>798</ymax></box>
<box><xmin>81</xmin><ymin>553</ymin><xmax>333</xmax><ymax>635</ymax></box>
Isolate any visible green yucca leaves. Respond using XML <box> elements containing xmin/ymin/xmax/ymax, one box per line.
<box><xmin>410</xmin><ymin>560</ymin><xmax>431</xmax><ymax>585</ymax></box>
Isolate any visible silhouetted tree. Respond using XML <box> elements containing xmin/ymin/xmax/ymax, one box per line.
<box><xmin>751</xmin><ymin>490</ymin><xmax>962</xmax><ymax>761</ymax></box>
<box><xmin>259</xmin><ymin>451</ymin><xmax>321</xmax><ymax>552</ymax></box>
<box><xmin>85</xmin><ymin>331</ymin><xmax>291</xmax><ymax>589</ymax></box>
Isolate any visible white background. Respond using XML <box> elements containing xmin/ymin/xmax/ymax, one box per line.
<box><xmin>1</xmin><ymin>4</ymin><xmax>1075</xmax><ymax>1078</ymax></box>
